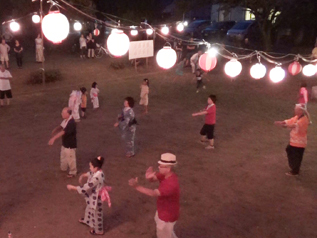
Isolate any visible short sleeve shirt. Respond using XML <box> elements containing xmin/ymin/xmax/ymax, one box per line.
<box><xmin>0</xmin><ymin>70</ymin><xmax>12</xmax><ymax>91</ymax></box>
<box><xmin>156</xmin><ymin>173</ymin><xmax>180</xmax><ymax>222</ymax></box>
<box><xmin>284</xmin><ymin>115</ymin><xmax>309</xmax><ymax>148</ymax></box>
<box><xmin>205</xmin><ymin>104</ymin><xmax>216</xmax><ymax>125</ymax></box>
<box><xmin>61</xmin><ymin>117</ymin><xmax>77</xmax><ymax>148</ymax></box>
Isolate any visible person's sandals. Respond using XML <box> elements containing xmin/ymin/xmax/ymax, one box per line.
<box><xmin>78</xmin><ymin>218</ymin><xmax>86</xmax><ymax>225</ymax></box>
<box><xmin>67</xmin><ymin>174</ymin><xmax>76</xmax><ymax>178</ymax></box>
<box><xmin>89</xmin><ymin>229</ymin><xmax>104</xmax><ymax>235</ymax></box>
<box><xmin>205</xmin><ymin>145</ymin><xmax>215</xmax><ymax>150</ymax></box>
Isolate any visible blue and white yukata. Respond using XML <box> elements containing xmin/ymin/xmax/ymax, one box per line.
<box><xmin>76</xmin><ymin>170</ymin><xmax>105</xmax><ymax>234</ymax></box>
<box><xmin>118</xmin><ymin>107</ymin><xmax>136</xmax><ymax>156</ymax></box>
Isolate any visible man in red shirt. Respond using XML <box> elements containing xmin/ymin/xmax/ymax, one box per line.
<box><xmin>129</xmin><ymin>153</ymin><xmax>180</xmax><ymax>238</ymax></box>
<box><xmin>192</xmin><ymin>94</ymin><xmax>217</xmax><ymax>149</ymax></box>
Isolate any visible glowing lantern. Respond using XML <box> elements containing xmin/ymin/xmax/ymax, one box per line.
<box><xmin>130</xmin><ymin>29</ymin><xmax>138</xmax><ymax>36</ymax></box>
<box><xmin>146</xmin><ymin>29</ymin><xmax>153</xmax><ymax>35</ymax></box>
<box><xmin>250</xmin><ymin>63</ymin><xmax>267</xmax><ymax>79</ymax></box>
<box><xmin>156</xmin><ymin>46</ymin><xmax>177</xmax><ymax>69</ymax></box>
<box><xmin>42</xmin><ymin>11</ymin><xmax>69</xmax><ymax>44</ymax></box>
<box><xmin>269</xmin><ymin>66</ymin><xmax>285</xmax><ymax>83</ymax></box>
<box><xmin>106</xmin><ymin>29</ymin><xmax>130</xmax><ymax>57</ymax></box>
<box><xmin>207</xmin><ymin>47</ymin><xmax>218</xmax><ymax>57</ymax></box>
<box><xmin>32</xmin><ymin>14</ymin><xmax>40</xmax><ymax>24</ymax></box>
<box><xmin>224</xmin><ymin>59</ymin><xmax>242</xmax><ymax>78</ymax></box>
<box><xmin>176</xmin><ymin>23</ymin><xmax>184</xmax><ymax>32</ymax></box>
<box><xmin>199</xmin><ymin>53</ymin><xmax>217</xmax><ymax>72</ymax></box>
<box><xmin>93</xmin><ymin>28</ymin><xmax>100</xmax><ymax>36</ymax></box>
<box><xmin>74</xmin><ymin>22</ymin><xmax>82</xmax><ymax>31</ymax></box>
<box><xmin>10</xmin><ymin>22</ymin><xmax>20</xmax><ymax>32</ymax></box>
<box><xmin>183</xmin><ymin>21</ymin><xmax>188</xmax><ymax>26</ymax></box>
<box><xmin>302</xmin><ymin>64</ymin><xmax>316</xmax><ymax>77</ymax></box>
<box><xmin>161</xmin><ymin>26</ymin><xmax>169</xmax><ymax>35</ymax></box>
<box><xmin>288</xmin><ymin>61</ymin><xmax>302</xmax><ymax>76</ymax></box>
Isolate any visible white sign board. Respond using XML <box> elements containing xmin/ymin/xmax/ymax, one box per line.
<box><xmin>129</xmin><ymin>40</ymin><xmax>154</xmax><ymax>60</ymax></box>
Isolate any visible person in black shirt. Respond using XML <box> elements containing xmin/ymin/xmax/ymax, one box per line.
<box><xmin>48</xmin><ymin>107</ymin><xmax>77</xmax><ymax>177</ymax></box>
<box><xmin>13</xmin><ymin>40</ymin><xmax>23</xmax><ymax>69</ymax></box>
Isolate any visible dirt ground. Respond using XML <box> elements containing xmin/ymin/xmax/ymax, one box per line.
<box><xmin>1</xmin><ymin>49</ymin><xmax>317</xmax><ymax>238</ymax></box>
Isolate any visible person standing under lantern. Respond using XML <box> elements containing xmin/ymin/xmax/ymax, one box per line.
<box><xmin>128</xmin><ymin>153</ymin><xmax>180</xmax><ymax>238</ymax></box>
<box><xmin>90</xmin><ymin>82</ymin><xmax>99</xmax><ymax>109</ymax></box>
<box><xmin>114</xmin><ymin>97</ymin><xmax>137</xmax><ymax>158</ymax></box>
<box><xmin>0</xmin><ymin>39</ymin><xmax>10</xmax><ymax>69</ymax></box>
<box><xmin>79</xmin><ymin>34</ymin><xmax>87</xmax><ymax>58</ymax></box>
<box><xmin>274</xmin><ymin>104</ymin><xmax>310</xmax><ymax>176</ymax></box>
<box><xmin>0</xmin><ymin>65</ymin><xmax>13</xmax><ymax>106</ymax></box>
<box><xmin>139</xmin><ymin>78</ymin><xmax>149</xmax><ymax>114</ymax></box>
<box><xmin>67</xmin><ymin>156</ymin><xmax>109</xmax><ymax>235</ymax></box>
<box><xmin>190</xmin><ymin>50</ymin><xmax>203</xmax><ymax>74</ymax></box>
<box><xmin>192</xmin><ymin>94</ymin><xmax>217</xmax><ymax>149</ymax></box>
<box><xmin>298</xmin><ymin>82</ymin><xmax>308</xmax><ymax>108</ymax></box>
<box><xmin>13</xmin><ymin>40</ymin><xmax>23</xmax><ymax>69</ymax></box>
<box><xmin>35</xmin><ymin>34</ymin><xmax>44</xmax><ymax>62</ymax></box>
<box><xmin>87</xmin><ymin>33</ymin><xmax>95</xmax><ymax>59</ymax></box>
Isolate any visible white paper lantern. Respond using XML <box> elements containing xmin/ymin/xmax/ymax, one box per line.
<box><xmin>10</xmin><ymin>22</ymin><xmax>20</xmax><ymax>32</ymax></box>
<box><xmin>224</xmin><ymin>59</ymin><xmax>242</xmax><ymax>78</ymax></box>
<box><xmin>146</xmin><ymin>29</ymin><xmax>153</xmax><ymax>35</ymax></box>
<box><xmin>156</xmin><ymin>46</ymin><xmax>177</xmax><ymax>69</ymax></box>
<box><xmin>302</xmin><ymin>64</ymin><xmax>316</xmax><ymax>77</ymax></box>
<box><xmin>73</xmin><ymin>22</ymin><xmax>82</xmax><ymax>31</ymax></box>
<box><xmin>207</xmin><ymin>47</ymin><xmax>218</xmax><ymax>57</ymax></box>
<box><xmin>130</xmin><ymin>29</ymin><xmax>138</xmax><ymax>36</ymax></box>
<box><xmin>176</xmin><ymin>23</ymin><xmax>184</xmax><ymax>32</ymax></box>
<box><xmin>250</xmin><ymin>63</ymin><xmax>267</xmax><ymax>79</ymax></box>
<box><xmin>161</xmin><ymin>26</ymin><xmax>169</xmax><ymax>35</ymax></box>
<box><xmin>42</xmin><ymin>11</ymin><xmax>69</xmax><ymax>44</ymax></box>
<box><xmin>106</xmin><ymin>29</ymin><xmax>130</xmax><ymax>57</ymax></box>
<box><xmin>269</xmin><ymin>66</ymin><xmax>285</xmax><ymax>83</ymax></box>
<box><xmin>183</xmin><ymin>21</ymin><xmax>188</xmax><ymax>26</ymax></box>
<box><xmin>32</xmin><ymin>14</ymin><xmax>40</xmax><ymax>24</ymax></box>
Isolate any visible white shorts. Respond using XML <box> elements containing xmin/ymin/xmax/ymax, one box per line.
<box><xmin>0</xmin><ymin>55</ymin><xmax>9</xmax><ymax>62</ymax></box>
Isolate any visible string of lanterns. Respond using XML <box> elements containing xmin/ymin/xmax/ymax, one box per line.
<box><xmin>4</xmin><ymin>0</ymin><xmax>317</xmax><ymax>81</ymax></box>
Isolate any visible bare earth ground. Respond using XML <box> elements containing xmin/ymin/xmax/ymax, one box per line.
<box><xmin>1</xmin><ymin>50</ymin><xmax>317</xmax><ymax>238</ymax></box>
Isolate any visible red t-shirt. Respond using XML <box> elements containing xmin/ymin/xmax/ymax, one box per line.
<box><xmin>156</xmin><ymin>173</ymin><xmax>180</xmax><ymax>222</ymax></box>
<box><xmin>205</xmin><ymin>104</ymin><xmax>216</xmax><ymax>125</ymax></box>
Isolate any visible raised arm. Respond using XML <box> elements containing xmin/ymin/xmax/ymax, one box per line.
<box><xmin>129</xmin><ymin>177</ymin><xmax>160</xmax><ymax>197</ymax></box>
<box><xmin>192</xmin><ymin>110</ymin><xmax>207</xmax><ymax>117</ymax></box>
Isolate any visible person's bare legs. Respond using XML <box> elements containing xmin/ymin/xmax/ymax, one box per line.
<box><xmin>5</xmin><ymin>61</ymin><xmax>9</xmax><ymax>69</ymax></box>
<box><xmin>6</xmin><ymin>98</ymin><xmax>10</xmax><ymax>105</ymax></box>
<box><xmin>0</xmin><ymin>99</ymin><xmax>4</xmax><ymax>106</ymax></box>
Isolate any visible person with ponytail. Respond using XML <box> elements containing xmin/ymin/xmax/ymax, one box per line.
<box><xmin>67</xmin><ymin>156</ymin><xmax>107</xmax><ymax>235</ymax></box>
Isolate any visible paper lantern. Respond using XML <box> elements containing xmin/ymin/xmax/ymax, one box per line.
<box><xmin>42</xmin><ymin>11</ymin><xmax>69</xmax><ymax>44</ymax></box>
<box><xmin>146</xmin><ymin>29</ymin><xmax>153</xmax><ymax>35</ymax></box>
<box><xmin>302</xmin><ymin>64</ymin><xmax>316</xmax><ymax>77</ymax></box>
<box><xmin>288</xmin><ymin>62</ymin><xmax>302</xmax><ymax>76</ymax></box>
<box><xmin>93</xmin><ymin>28</ymin><xmax>100</xmax><ymax>36</ymax></box>
<box><xmin>183</xmin><ymin>21</ymin><xmax>188</xmax><ymax>26</ymax></box>
<box><xmin>176</xmin><ymin>23</ymin><xmax>184</xmax><ymax>32</ymax></box>
<box><xmin>199</xmin><ymin>53</ymin><xmax>217</xmax><ymax>72</ymax></box>
<box><xmin>269</xmin><ymin>66</ymin><xmax>285</xmax><ymax>83</ymax></box>
<box><xmin>224</xmin><ymin>59</ymin><xmax>242</xmax><ymax>78</ymax></box>
<box><xmin>32</xmin><ymin>14</ymin><xmax>40</xmax><ymax>24</ymax></box>
<box><xmin>74</xmin><ymin>22</ymin><xmax>82</xmax><ymax>31</ymax></box>
<box><xmin>207</xmin><ymin>48</ymin><xmax>218</xmax><ymax>57</ymax></box>
<box><xmin>250</xmin><ymin>63</ymin><xmax>267</xmax><ymax>79</ymax></box>
<box><xmin>156</xmin><ymin>46</ymin><xmax>177</xmax><ymax>69</ymax></box>
<box><xmin>130</xmin><ymin>29</ymin><xmax>138</xmax><ymax>36</ymax></box>
<box><xmin>161</xmin><ymin>26</ymin><xmax>169</xmax><ymax>35</ymax></box>
<box><xmin>106</xmin><ymin>29</ymin><xmax>130</xmax><ymax>57</ymax></box>
<box><xmin>10</xmin><ymin>22</ymin><xmax>20</xmax><ymax>32</ymax></box>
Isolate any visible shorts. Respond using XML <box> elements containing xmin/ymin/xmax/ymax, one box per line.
<box><xmin>0</xmin><ymin>90</ymin><xmax>12</xmax><ymax>99</ymax></box>
<box><xmin>200</xmin><ymin>124</ymin><xmax>215</xmax><ymax>139</ymax></box>
<box><xmin>81</xmin><ymin>107</ymin><xmax>86</xmax><ymax>112</ymax></box>
<box><xmin>0</xmin><ymin>55</ymin><xmax>9</xmax><ymax>61</ymax></box>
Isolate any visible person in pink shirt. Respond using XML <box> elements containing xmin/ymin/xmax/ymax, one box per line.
<box><xmin>298</xmin><ymin>82</ymin><xmax>308</xmax><ymax>108</ymax></box>
<box><xmin>192</xmin><ymin>94</ymin><xmax>217</xmax><ymax>149</ymax></box>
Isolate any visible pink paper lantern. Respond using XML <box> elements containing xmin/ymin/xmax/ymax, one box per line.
<box><xmin>93</xmin><ymin>29</ymin><xmax>100</xmax><ymax>36</ymax></box>
<box><xmin>199</xmin><ymin>53</ymin><xmax>217</xmax><ymax>72</ymax></box>
<box><xmin>288</xmin><ymin>62</ymin><xmax>302</xmax><ymax>76</ymax></box>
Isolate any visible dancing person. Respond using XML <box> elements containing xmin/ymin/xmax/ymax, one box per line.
<box><xmin>195</xmin><ymin>69</ymin><xmax>205</xmax><ymax>93</ymax></box>
<box><xmin>298</xmin><ymin>82</ymin><xmax>308</xmax><ymax>108</ymax></box>
<box><xmin>0</xmin><ymin>39</ymin><xmax>10</xmax><ymax>69</ymax></box>
<box><xmin>274</xmin><ymin>104</ymin><xmax>310</xmax><ymax>176</ymax></box>
<box><xmin>0</xmin><ymin>65</ymin><xmax>13</xmax><ymax>106</ymax></box>
<box><xmin>48</xmin><ymin>107</ymin><xmax>77</xmax><ymax>178</ymax></box>
<box><xmin>114</xmin><ymin>97</ymin><xmax>137</xmax><ymax>158</ymax></box>
<box><xmin>80</xmin><ymin>87</ymin><xmax>87</xmax><ymax>118</ymax></box>
<box><xmin>35</xmin><ymin>34</ymin><xmax>44</xmax><ymax>62</ymax></box>
<box><xmin>67</xmin><ymin>156</ymin><xmax>106</xmax><ymax>235</ymax></box>
<box><xmin>13</xmin><ymin>39</ymin><xmax>23</xmax><ymax>69</ymax></box>
<box><xmin>90</xmin><ymin>82</ymin><xmax>100</xmax><ymax>109</ymax></box>
<box><xmin>68</xmin><ymin>89</ymin><xmax>82</xmax><ymax>122</ymax></box>
<box><xmin>190</xmin><ymin>50</ymin><xmax>202</xmax><ymax>74</ymax></box>
<box><xmin>192</xmin><ymin>94</ymin><xmax>217</xmax><ymax>149</ymax></box>
<box><xmin>79</xmin><ymin>34</ymin><xmax>87</xmax><ymax>58</ymax></box>
<box><xmin>129</xmin><ymin>153</ymin><xmax>180</xmax><ymax>238</ymax></box>
<box><xmin>139</xmin><ymin>78</ymin><xmax>149</xmax><ymax>114</ymax></box>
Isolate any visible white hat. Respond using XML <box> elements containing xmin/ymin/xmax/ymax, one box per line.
<box><xmin>158</xmin><ymin>153</ymin><xmax>177</xmax><ymax>165</ymax></box>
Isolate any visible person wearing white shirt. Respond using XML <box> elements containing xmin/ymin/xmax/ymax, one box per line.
<box><xmin>79</xmin><ymin>34</ymin><xmax>87</xmax><ymax>58</ymax></box>
<box><xmin>0</xmin><ymin>65</ymin><xmax>13</xmax><ymax>106</ymax></box>
<box><xmin>0</xmin><ymin>39</ymin><xmax>11</xmax><ymax>69</ymax></box>
<box><xmin>190</xmin><ymin>50</ymin><xmax>202</xmax><ymax>74</ymax></box>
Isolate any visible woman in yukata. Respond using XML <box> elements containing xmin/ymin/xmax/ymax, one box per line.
<box><xmin>67</xmin><ymin>156</ymin><xmax>106</xmax><ymax>235</ymax></box>
<box><xmin>114</xmin><ymin>97</ymin><xmax>137</xmax><ymax>158</ymax></box>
